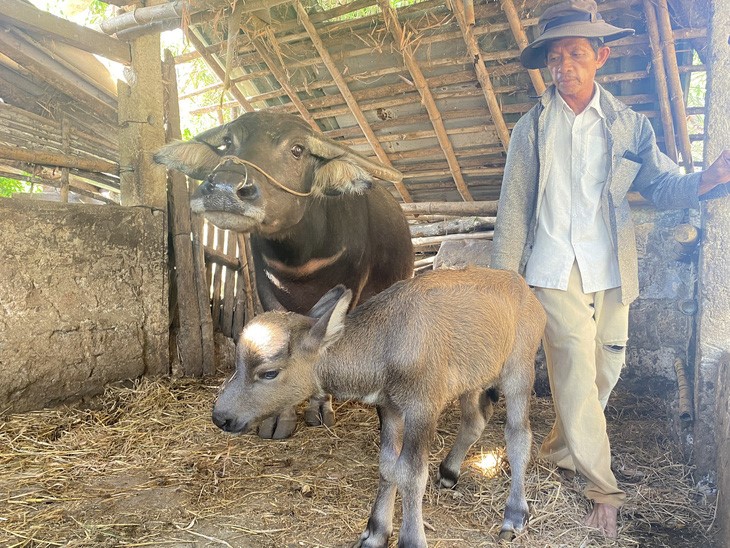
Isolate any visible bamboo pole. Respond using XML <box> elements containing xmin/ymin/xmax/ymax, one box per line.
<box><xmin>60</xmin><ymin>117</ymin><xmax>70</xmax><ymax>203</ymax></box>
<box><xmin>243</xmin><ymin>19</ymin><xmax>320</xmax><ymax>131</ymax></box>
<box><xmin>293</xmin><ymin>1</ymin><xmax>413</xmax><ymax>203</ymax></box>
<box><xmin>500</xmin><ymin>0</ymin><xmax>546</xmax><ymax>95</ymax></box>
<box><xmin>451</xmin><ymin>0</ymin><xmax>511</xmax><ymax>153</ymax></box>
<box><xmin>642</xmin><ymin>0</ymin><xmax>678</xmax><ymax>162</ymax></box>
<box><xmin>221</xmin><ymin>233</ymin><xmax>238</xmax><ymax>338</ymax></box>
<box><xmin>412</xmin><ymin>231</ymin><xmax>494</xmax><ymax>248</ymax></box>
<box><xmin>186</xmin><ymin>28</ymin><xmax>254</xmax><ymax>113</ymax></box>
<box><xmin>0</xmin><ymin>144</ymin><xmax>118</xmax><ymax>174</ymax></box>
<box><xmin>1</xmin><ymin>0</ymin><xmax>131</xmax><ymax>64</ymax></box>
<box><xmin>377</xmin><ymin>0</ymin><xmax>473</xmax><ymax>201</ymax></box>
<box><xmin>409</xmin><ymin>216</ymin><xmax>495</xmax><ymax>238</ymax></box>
<box><xmin>237</xmin><ymin>233</ymin><xmax>256</xmax><ymax>327</ymax></box>
<box><xmin>655</xmin><ymin>0</ymin><xmax>693</xmax><ymax>171</ymax></box>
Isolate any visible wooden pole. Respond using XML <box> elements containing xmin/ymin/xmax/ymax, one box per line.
<box><xmin>656</xmin><ymin>0</ymin><xmax>694</xmax><ymax>171</ymax></box>
<box><xmin>401</xmin><ymin>200</ymin><xmax>499</xmax><ymax>216</ymax></box>
<box><xmin>500</xmin><ymin>0</ymin><xmax>547</xmax><ymax>95</ymax></box>
<box><xmin>451</xmin><ymin>0</ymin><xmax>511</xmax><ymax>153</ymax></box>
<box><xmin>293</xmin><ymin>1</ymin><xmax>413</xmax><ymax>203</ymax></box>
<box><xmin>642</xmin><ymin>0</ymin><xmax>678</xmax><ymax>162</ymax></box>
<box><xmin>377</xmin><ymin>0</ymin><xmax>473</xmax><ymax>201</ymax></box>
<box><xmin>1</xmin><ymin>0</ymin><xmax>131</xmax><ymax>64</ymax></box>
<box><xmin>0</xmin><ymin>144</ymin><xmax>118</xmax><ymax>174</ymax></box>
<box><xmin>60</xmin><ymin>117</ymin><xmax>70</xmax><ymax>203</ymax></box>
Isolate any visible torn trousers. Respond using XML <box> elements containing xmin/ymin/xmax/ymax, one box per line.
<box><xmin>534</xmin><ymin>262</ymin><xmax>628</xmax><ymax>508</ymax></box>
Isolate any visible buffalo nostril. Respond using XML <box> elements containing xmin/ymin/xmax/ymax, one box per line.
<box><xmin>236</xmin><ymin>182</ymin><xmax>257</xmax><ymax>200</ymax></box>
<box><xmin>212</xmin><ymin>410</ymin><xmax>232</xmax><ymax>430</ymax></box>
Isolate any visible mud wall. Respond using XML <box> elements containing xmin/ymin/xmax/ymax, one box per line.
<box><xmin>0</xmin><ymin>198</ymin><xmax>168</xmax><ymax>414</ymax></box>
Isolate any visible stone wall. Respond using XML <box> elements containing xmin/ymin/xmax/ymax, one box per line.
<box><xmin>0</xmin><ymin>198</ymin><xmax>168</xmax><ymax>414</ymax></box>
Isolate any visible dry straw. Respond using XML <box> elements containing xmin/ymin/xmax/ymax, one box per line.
<box><xmin>0</xmin><ymin>377</ymin><xmax>717</xmax><ymax>547</ymax></box>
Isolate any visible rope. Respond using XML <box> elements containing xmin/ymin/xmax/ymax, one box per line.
<box><xmin>214</xmin><ymin>155</ymin><xmax>314</xmax><ymax>197</ymax></box>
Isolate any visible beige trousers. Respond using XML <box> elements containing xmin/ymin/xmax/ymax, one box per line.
<box><xmin>534</xmin><ymin>262</ymin><xmax>629</xmax><ymax>508</ymax></box>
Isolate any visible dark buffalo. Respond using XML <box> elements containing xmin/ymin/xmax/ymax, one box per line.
<box><xmin>154</xmin><ymin>112</ymin><xmax>413</xmax><ymax>438</ymax></box>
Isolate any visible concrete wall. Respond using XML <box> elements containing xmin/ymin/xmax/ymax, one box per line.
<box><xmin>0</xmin><ymin>198</ymin><xmax>168</xmax><ymax>414</ymax></box>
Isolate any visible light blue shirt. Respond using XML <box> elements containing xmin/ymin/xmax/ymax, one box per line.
<box><xmin>525</xmin><ymin>84</ymin><xmax>621</xmax><ymax>292</ymax></box>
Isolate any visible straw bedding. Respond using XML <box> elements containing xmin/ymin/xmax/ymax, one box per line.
<box><xmin>0</xmin><ymin>376</ymin><xmax>718</xmax><ymax>547</ymax></box>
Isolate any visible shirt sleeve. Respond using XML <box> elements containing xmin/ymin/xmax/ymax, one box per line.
<box><xmin>633</xmin><ymin>114</ymin><xmax>702</xmax><ymax>210</ymax></box>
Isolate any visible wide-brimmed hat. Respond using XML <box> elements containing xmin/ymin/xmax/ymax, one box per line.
<box><xmin>520</xmin><ymin>0</ymin><xmax>634</xmax><ymax>69</ymax></box>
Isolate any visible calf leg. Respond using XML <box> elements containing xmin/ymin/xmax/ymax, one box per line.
<box><xmin>304</xmin><ymin>394</ymin><xmax>335</xmax><ymax>427</ymax></box>
<box><xmin>437</xmin><ymin>388</ymin><xmax>497</xmax><ymax>488</ymax></box>
<box><xmin>257</xmin><ymin>406</ymin><xmax>297</xmax><ymax>439</ymax></box>
<box><xmin>499</xmin><ymin>355</ymin><xmax>534</xmax><ymax>539</ymax></box>
<box><xmin>355</xmin><ymin>405</ymin><xmax>403</xmax><ymax>548</ymax></box>
<box><xmin>395</xmin><ymin>413</ymin><xmax>435</xmax><ymax>548</ymax></box>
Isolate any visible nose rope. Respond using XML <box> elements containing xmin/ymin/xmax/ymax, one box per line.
<box><xmin>214</xmin><ymin>155</ymin><xmax>314</xmax><ymax>197</ymax></box>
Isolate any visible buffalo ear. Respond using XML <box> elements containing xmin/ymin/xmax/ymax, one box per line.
<box><xmin>153</xmin><ymin>140</ymin><xmax>220</xmax><ymax>180</ymax></box>
<box><xmin>303</xmin><ymin>286</ymin><xmax>352</xmax><ymax>351</ymax></box>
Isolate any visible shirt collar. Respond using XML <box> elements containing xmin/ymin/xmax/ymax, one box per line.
<box><xmin>555</xmin><ymin>83</ymin><xmax>606</xmax><ymax>119</ymax></box>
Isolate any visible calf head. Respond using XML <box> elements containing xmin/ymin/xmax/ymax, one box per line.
<box><xmin>154</xmin><ymin>112</ymin><xmax>402</xmax><ymax>236</ymax></box>
<box><xmin>212</xmin><ymin>285</ymin><xmax>353</xmax><ymax>433</ymax></box>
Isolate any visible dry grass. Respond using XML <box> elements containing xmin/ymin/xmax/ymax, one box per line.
<box><xmin>0</xmin><ymin>377</ymin><xmax>718</xmax><ymax>547</ymax></box>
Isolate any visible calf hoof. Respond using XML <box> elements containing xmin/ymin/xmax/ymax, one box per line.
<box><xmin>351</xmin><ymin>529</ymin><xmax>389</xmax><ymax>548</ymax></box>
<box><xmin>498</xmin><ymin>508</ymin><xmax>529</xmax><ymax>541</ymax></box>
<box><xmin>436</xmin><ymin>462</ymin><xmax>459</xmax><ymax>489</ymax></box>
<box><xmin>257</xmin><ymin>408</ymin><xmax>298</xmax><ymax>439</ymax></box>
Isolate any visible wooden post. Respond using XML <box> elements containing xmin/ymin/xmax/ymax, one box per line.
<box><xmin>118</xmin><ymin>32</ymin><xmax>167</xmax><ymax>209</ymax></box>
<box><xmin>60</xmin><ymin>116</ymin><xmax>70</xmax><ymax>202</ymax></box>
<box><xmin>695</xmin><ymin>0</ymin><xmax>730</xmax><ymax>507</ymax></box>
<box><xmin>163</xmin><ymin>48</ymin><xmax>215</xmax><ymax>377</ymax></box>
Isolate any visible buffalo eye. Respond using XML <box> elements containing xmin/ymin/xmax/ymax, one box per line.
<box><xmin>291</xmin><ymin>144</ymin><xmax>304</xmax><ymax>158</ymax></box>
<box><xmin>260</xmin><ymin>370</ymin><xmax>279</xmax><ymax>381</ymax></box>
<box><xmin>216</xmin><ymin>136</ymin><xmax>232</xmax><ymax>152</ymax></box>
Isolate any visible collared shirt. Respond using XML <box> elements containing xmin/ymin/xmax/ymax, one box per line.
<box><xmin>524</xmin><ymin>84</ymin><xmax>620</xmax><ymax>293</ymax></box>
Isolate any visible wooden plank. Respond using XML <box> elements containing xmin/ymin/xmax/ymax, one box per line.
<box><xmin>236</xmin><ymin>233</ymin><xmax>256</xmax><ymax>332</ymax></box>
<box><xmin>1</xmin><ymin>0</ymin><xmax>131</xmax><ymax>65</ymax></box>
<box><xmin>377</xmin><ymin>0</ymin><xmax>473</xmax><ymax>201</ymax></box>
<box><xmin>293</xmin><ymin>0</ymin><xmax>413</xmax><ymax>203</ymax></box>
<box><xmin>221</xmin><ymin>233</ymin><xmax>238</xmax><ymax>338</ymax></box>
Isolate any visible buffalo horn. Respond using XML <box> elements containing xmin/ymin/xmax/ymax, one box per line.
<box><xmin>307</xmin><ymin>135</ymin><xmax>403</xmax><ymax>183</ymax></box>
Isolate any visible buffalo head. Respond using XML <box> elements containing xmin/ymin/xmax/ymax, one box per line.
<box><xmin>154</xmin><ymin>112</ymin><xmax>402</xmax><ymax>235</ymax></box>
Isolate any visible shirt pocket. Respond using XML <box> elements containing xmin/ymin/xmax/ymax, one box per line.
<box><xmin>585</xmin><ymin>135</ymin><xmax>609</xmax><ymax>184</ymax></box>
<box><xmin>609</xmin><ymin>156</ymin><xmax>642</xmax><ymax>206</ymax></box>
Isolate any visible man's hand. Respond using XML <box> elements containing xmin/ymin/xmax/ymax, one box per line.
<box><xmin>699</xmin><ymin>149</ymin><xmax>730</xmax><ymax>195</ymax></box>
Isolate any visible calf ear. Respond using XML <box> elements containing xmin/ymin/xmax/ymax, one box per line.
<box><xmin>154</xmin><ymin>140</ymin><xmax>220</xmax><ymax>180</ymax></box>
<box><xmin>304</xmin><ymin>286</ymin><xmax>352</xmax><ymax>350</ymax></box>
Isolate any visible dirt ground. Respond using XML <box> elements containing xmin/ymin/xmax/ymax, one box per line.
<box><xmin>0</xmin><ymin>376</ymin><xmax>719</xmax><ymax>548</ymax></box>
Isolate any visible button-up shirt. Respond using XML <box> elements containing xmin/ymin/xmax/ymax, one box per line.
<box><xmin>524</xmin><ymin>84</ymin><xmax>620</xmax><ymax>293</ymax></box>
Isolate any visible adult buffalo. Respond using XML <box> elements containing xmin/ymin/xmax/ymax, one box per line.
<box><xmin>155</xmin><ymin>112</ymin><xmax>414</xmax><ymax>439</ymax></box>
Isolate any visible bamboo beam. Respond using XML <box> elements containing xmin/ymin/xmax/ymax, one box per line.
<box><xmin>412</xmin><ymin>231</ymin><xmax>494</xmax><ymax>249</ymax></box>
<box><xmin>0</xmin><ymin>145</ymin><xmax>117</xmax><ymax>174</ymax></box>
<box><xmin>642</xmin><ymin>0</ymin><xmax>678</xmax><ymax>162</ymax></box>
<box><xmin>656</xmin><ymin>0</ymin><xmax>693</xmax><ymax>171</ymax></box>
<box><xmin>1</xmin><ymin>0</ymin><xmax>131</xmax><ymax>65</ymax></box>
<box><xmin>293</xmin><ymin>1</ymin><xmax>413</xmax><ymax>203</ymax></box>
<box><xmin>187</xmin><ymin>28</ymin><xmax>254</xmax><ymax>112</ymax></box>
<box><xmin>243</xmin><ymin>18</ymin><xmax>320</xmax><ymax>131</ymax></box>
<box><xmin>401</xmin><ymin>200</ymin><xmax>498</xmax><ymax>216</ymax></box>
<box><xmin>0</xmin><ymin>29</ymin><xmax>117</xmax><ymax>124</ymax></box>
<box><xmin>451</xmin><ymin>0</ymin><xmax>510</xmax><ymax>153</ymax></box>
<box><xmin>500</xmin><ymin>0</ymin><xmax>546</xmax><ymax>96</ymax></box>
<box><xmin>377</xmin><ymin>0</ymin><xmax>473</xmax><ymax>201</ymax></box>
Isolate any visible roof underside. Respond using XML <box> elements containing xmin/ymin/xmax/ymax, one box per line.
<box><xmin>0</xmin><ymin>0</ymin><xmax>710</xmax><ymax>204</ymax></box>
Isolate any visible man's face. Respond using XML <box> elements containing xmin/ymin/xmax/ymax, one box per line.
<box><xmin>546</xmin><ymin>37</ymin><xmax>610</xmax><ymax>102</ymax></box>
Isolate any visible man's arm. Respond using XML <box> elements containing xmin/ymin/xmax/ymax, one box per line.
<box><xmin>699</xmin><ymin>150</ymin><xmax>730</xmax><ymax>196</ymax></box>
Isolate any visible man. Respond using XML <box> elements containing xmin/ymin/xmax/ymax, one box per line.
<box><xmin>490</xmin><ymin>0</ymin><xmax>730</xmax><ymax>539</ymax></box>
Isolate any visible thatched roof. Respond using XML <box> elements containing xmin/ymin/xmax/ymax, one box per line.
<box><xmin>0</xmin><ymin>0</ymin><xmax>711</xmax><ymax>204</ymax></box>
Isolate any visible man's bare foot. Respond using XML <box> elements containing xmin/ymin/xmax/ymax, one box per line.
<box><xmin>584</xmin><ymin>502</ymin><xmax>618</xmax><ymax>538</ymax></box>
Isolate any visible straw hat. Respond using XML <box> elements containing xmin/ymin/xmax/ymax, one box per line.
<box><xmin>520</xmin><ymin>0</ymin><xmax>634</xmax><ymax>69</ymax></box>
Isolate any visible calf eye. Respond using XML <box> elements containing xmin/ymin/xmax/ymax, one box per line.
<box><xmin>260</xmin><ymin>370</ymin><xmax>279</xmax><ymax>380</ymax></box>
<box><xmin>291</xmin><ymin>144</ymin><xmax>304</xmax><ymax>158</ymax></box>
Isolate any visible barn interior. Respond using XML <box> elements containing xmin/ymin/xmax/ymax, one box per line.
<box><xmin>0</xmin><ymin>0</ymin><xmax>729</xmax><ymax>546</ymax></box>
